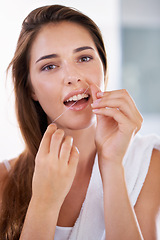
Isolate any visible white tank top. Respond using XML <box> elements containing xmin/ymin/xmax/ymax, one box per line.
<box><xmin>54</xmin><ymin>226</ymin><xmax>73</xmax><ymax>240</ymax></box>
<box><xmin>3</xmin><ymin>159</ymin><xmax>11</xmax><ymax>172</ymax></box>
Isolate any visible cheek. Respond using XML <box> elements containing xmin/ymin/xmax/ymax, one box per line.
<box><xmin>31</xmin><ymin>81</ymin><xmax>61</xmax><ymax>118</ymax></box>
<box><xmin>36</xmin><ymin>84</ymin><xmax>59</xmax><ymax>104</ymax></box>
<box><xmin>95</xmin><ymin>63</ymin><xmax>105</xmax><ymax>90</ymax></box>
<box><xmin>86</xmin><ymin>64</ymin><xmax>104</xmax><ymax>90</ymax></box>
<box><xmin>30</xmin><ymin>73</ymin><xmax>58</xmax><ymax>100</ymax></box>
<box><xmin>33</xmin><ymin>83</ymin><xmax>63</xmax><ymax>122</ymax></box>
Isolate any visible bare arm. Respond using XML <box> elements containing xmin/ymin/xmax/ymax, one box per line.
<box><xmin>91</xmin><ymin>84</ymin><xmax>144</xmax><ymax>239</ymax></box>
<box><xmin>20</xmin><ymin>124</ymin><xmax>79</xmax><ymax>240</ymax></box>
<box><xmin>135</xmin><ymin>148</ymin><xmax>160</xmax><ymax>240</ymax></box>
<box><xmin>20</xmin><ymin>197</ymin><xmax>61</xmax><ymax>240</ymax></box>
<box><xmin>100</xmin><ymin>161</ymin><xmax>143</xmax><ymax>240</ymax></box>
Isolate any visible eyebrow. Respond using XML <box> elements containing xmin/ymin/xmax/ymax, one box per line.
<box><xmin>36</xmin><ymin>53</ymin><xmax>58</xmax><ymax>63</ymax></box>
<box><xmin>35</xmin><ymin>46</ymin><xmax>94</xmax><ymax>63</ymax></box>
<box><xmin>73</xmin><ymin>46</ymin><xmax>94</xmax><ymax>53</ymax></box>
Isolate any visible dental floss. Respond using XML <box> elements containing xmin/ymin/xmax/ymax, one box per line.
<box><xmin>52</xmin><ymin>85</ymin><xmax>89</xmax><ymax>123</ymax></box>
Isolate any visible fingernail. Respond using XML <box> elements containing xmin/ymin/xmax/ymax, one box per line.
<box><xmin>50</xmin><ymin>123</ymin><xmax>57</xmax><ymax>128</ymax></box>
<box><xmin>70</xmin><ymin>137</ymin><xmax>73</xmax><ymax>145</ymax></box>
<box><xmin>92</xmin><ymin>109</ymin><xmax>99</xmax><ymax>113</ymax></box>
<box><xmin>75</xmin><ymin>146</ymin><xmax>80</xmax><ymax>154</ymax></box>
<box><xmin>97</xmin><ymin>91</ymin><xmax>104</xmax><ymax>97</ymax></box>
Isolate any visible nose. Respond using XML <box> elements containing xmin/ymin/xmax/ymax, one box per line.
<box><xmin>63</xmin><ymin>62</ymin><xmax>83</xmax><ymax>86</ymax></box>
<box><xmin>66</xmin><ymin>78</ymin><xmax>81</xmax><ymax>85</ymax></box>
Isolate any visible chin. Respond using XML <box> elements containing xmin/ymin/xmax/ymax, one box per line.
<box><xmin>57</xmin><ymin>114</ymin><xmax>96</xmax><ymax>131</ymax></box>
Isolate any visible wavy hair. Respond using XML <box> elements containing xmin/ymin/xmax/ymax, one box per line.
<box><xmin>0</xmin><ymin>5</ymin><xmax>107</xmax><ymax>239</ymax></box>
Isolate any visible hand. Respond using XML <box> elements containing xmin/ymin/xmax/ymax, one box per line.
<box><xmin>32</xmin><ymin>124</ymin><xmax>79</xmax><ymax>207</ymax></box>
<box><xmin>91</xmin><ymin>84</ymin><xmax>143</xmax><ymax>166</ymax></box>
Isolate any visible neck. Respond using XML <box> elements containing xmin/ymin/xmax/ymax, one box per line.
<box><xmin>63</xmin><ymin>123</ymin><xmax>97</xmax><ymax>173</ymax></box>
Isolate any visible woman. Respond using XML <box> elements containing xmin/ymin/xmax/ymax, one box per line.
<box><xmin>0</xmin><ymin>5</ymin><xmax>160</xmax><ymax>240</ymax></box>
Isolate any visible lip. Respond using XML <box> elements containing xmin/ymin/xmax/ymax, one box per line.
<box><xmin>63</xmin><ymin>88</ymin><xmax>90</xmax><ymax>103</ymax></box>
<box><xmin>67</xmin><ymin>97</ymin><xmax>90</xmax><ymax>111</ymax></box>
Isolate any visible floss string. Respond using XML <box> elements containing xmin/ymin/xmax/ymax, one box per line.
<box><xmin>52</xmin><ymin>85</ymin><xmax>89</xmax><ymax>123</ymax></box>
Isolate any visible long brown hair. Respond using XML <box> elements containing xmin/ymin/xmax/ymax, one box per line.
<box><xmin>0</xmin><ymin>5</ymin><xmax>107</xmax><ymax>239</ymax></box>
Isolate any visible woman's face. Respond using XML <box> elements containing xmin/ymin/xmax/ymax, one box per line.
<box><xmin>29</xmin><ymin>21</ymin><xmax>105</xmax><ymax>130</ymax></box>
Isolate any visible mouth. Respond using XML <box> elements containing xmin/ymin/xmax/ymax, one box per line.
<box><xmin>63</xmin><ymin>89</ymin><xmax>91</xmax><ymax>111</ymax></box>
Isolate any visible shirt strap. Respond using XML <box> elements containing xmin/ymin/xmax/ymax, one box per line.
<box><xmin>3</xmin><ymin>160</ymin><xmax>11</xmax><ymax>172</ymax></box>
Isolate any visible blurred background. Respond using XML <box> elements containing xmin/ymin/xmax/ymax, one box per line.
<box><xmin>0</xmin><ymin>0</ymin><xmax>160</xmax><ymax>161</ymax></box>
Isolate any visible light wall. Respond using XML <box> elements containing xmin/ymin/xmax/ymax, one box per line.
<box><xmin>121</xmin><ymin>0</ymin><xmax>160</xmax><ymax>136</ymax></box>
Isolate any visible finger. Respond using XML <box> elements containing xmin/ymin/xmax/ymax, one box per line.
<box><xmin>92</xmin><ymin>90</ymin><xmax>143</xmax><ymax>129</ymax></box>
<box><xmin>97</xmin><ymin>89</ymin><xmax>136</xmax><ymax>110</ymax></box>
<box><xmin>93</xmin><ymin>107</ymin><xmax>139</xmax><ymax>134</ymax></box>
<box><xmin>38</xmin><ymin>124</ymin><xmax>57</xmax><ymax>156</ymax></box>
<box><xmin>59</xmin><ymin>136</ymin><xmax>73</xmax><ymax>164</ymax></box>
<box><xmin>93</xmin><ymin>106</ymin><xmax>142</xmax><ymax>135</ymax></box>
<box><xmin>68</xmin><ymin>145</ymin><xmax>79</xmax><ymax>169</ymax></box>
<box><xmin>92</xmin><ymin>97</ymin><xmax>136</xmax><ymax>119</ymax></box>
<box><xmin>92</xmin><ymin>107</ymin><xmax>131</xmax><ymax>128</ymax></box>
<box><xmin>90</xmin><ymin>82</ymin><xmax>102</xmax><ymax>102</ymax></box>
<box><xmin>49</xmin><ymin>129</ymin><xmax>65</xmax><ymax>158</ymax></box>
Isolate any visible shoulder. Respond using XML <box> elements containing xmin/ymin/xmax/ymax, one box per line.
<box><xmin>134</xmin><ymin>148</ymin><xmax>160</xmax><ymax>239</ymax></box>
<box><xmin>123</xmin><ymin>134</ymin><xmax>160</xmax><ymax>205</ymax></box>
<box><xmin>136</xmin><ymin>148</ymin><xmax>160</xmax><ymax>205</ymax></box>
<box><xmin>124</xmin><ymin>134</ymin><xmax>160</xmax><ymax>167</ymax></box>
<box><xmin>136</xmin><ymin>148</ymin><xmax>160</xmax><ymax>206</ymax></box>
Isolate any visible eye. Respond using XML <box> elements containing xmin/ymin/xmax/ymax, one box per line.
<box><xmin>78</xmin><ymin>56</ymin><xmax>93</xmax><ymax>63</ymax></box>
<box><xmin>41</xmin><ymin>64</ymin><xmax>57</xmax><ymax>71</ymax></box>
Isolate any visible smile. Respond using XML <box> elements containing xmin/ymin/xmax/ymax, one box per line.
<box><xmin>63</xmin><ymin>89</ymin><xmax>90</xmax><ymax>111</ymax></box>
<box><xmin>65</xmin><ymin>93</ymin><xmax>89</xmax><ymax>102</ymax></box>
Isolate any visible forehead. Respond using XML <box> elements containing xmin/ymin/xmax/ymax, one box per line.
<box><xmin>30</xmin><ymin>21</ymin><xmax>97</xmax><ymax>59</ymax></box>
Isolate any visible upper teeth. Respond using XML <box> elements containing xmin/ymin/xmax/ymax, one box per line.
<box><xmin>66</xmin><ymin>93</ymin><xmax>89</xmax><ymax>102</ymax></box>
